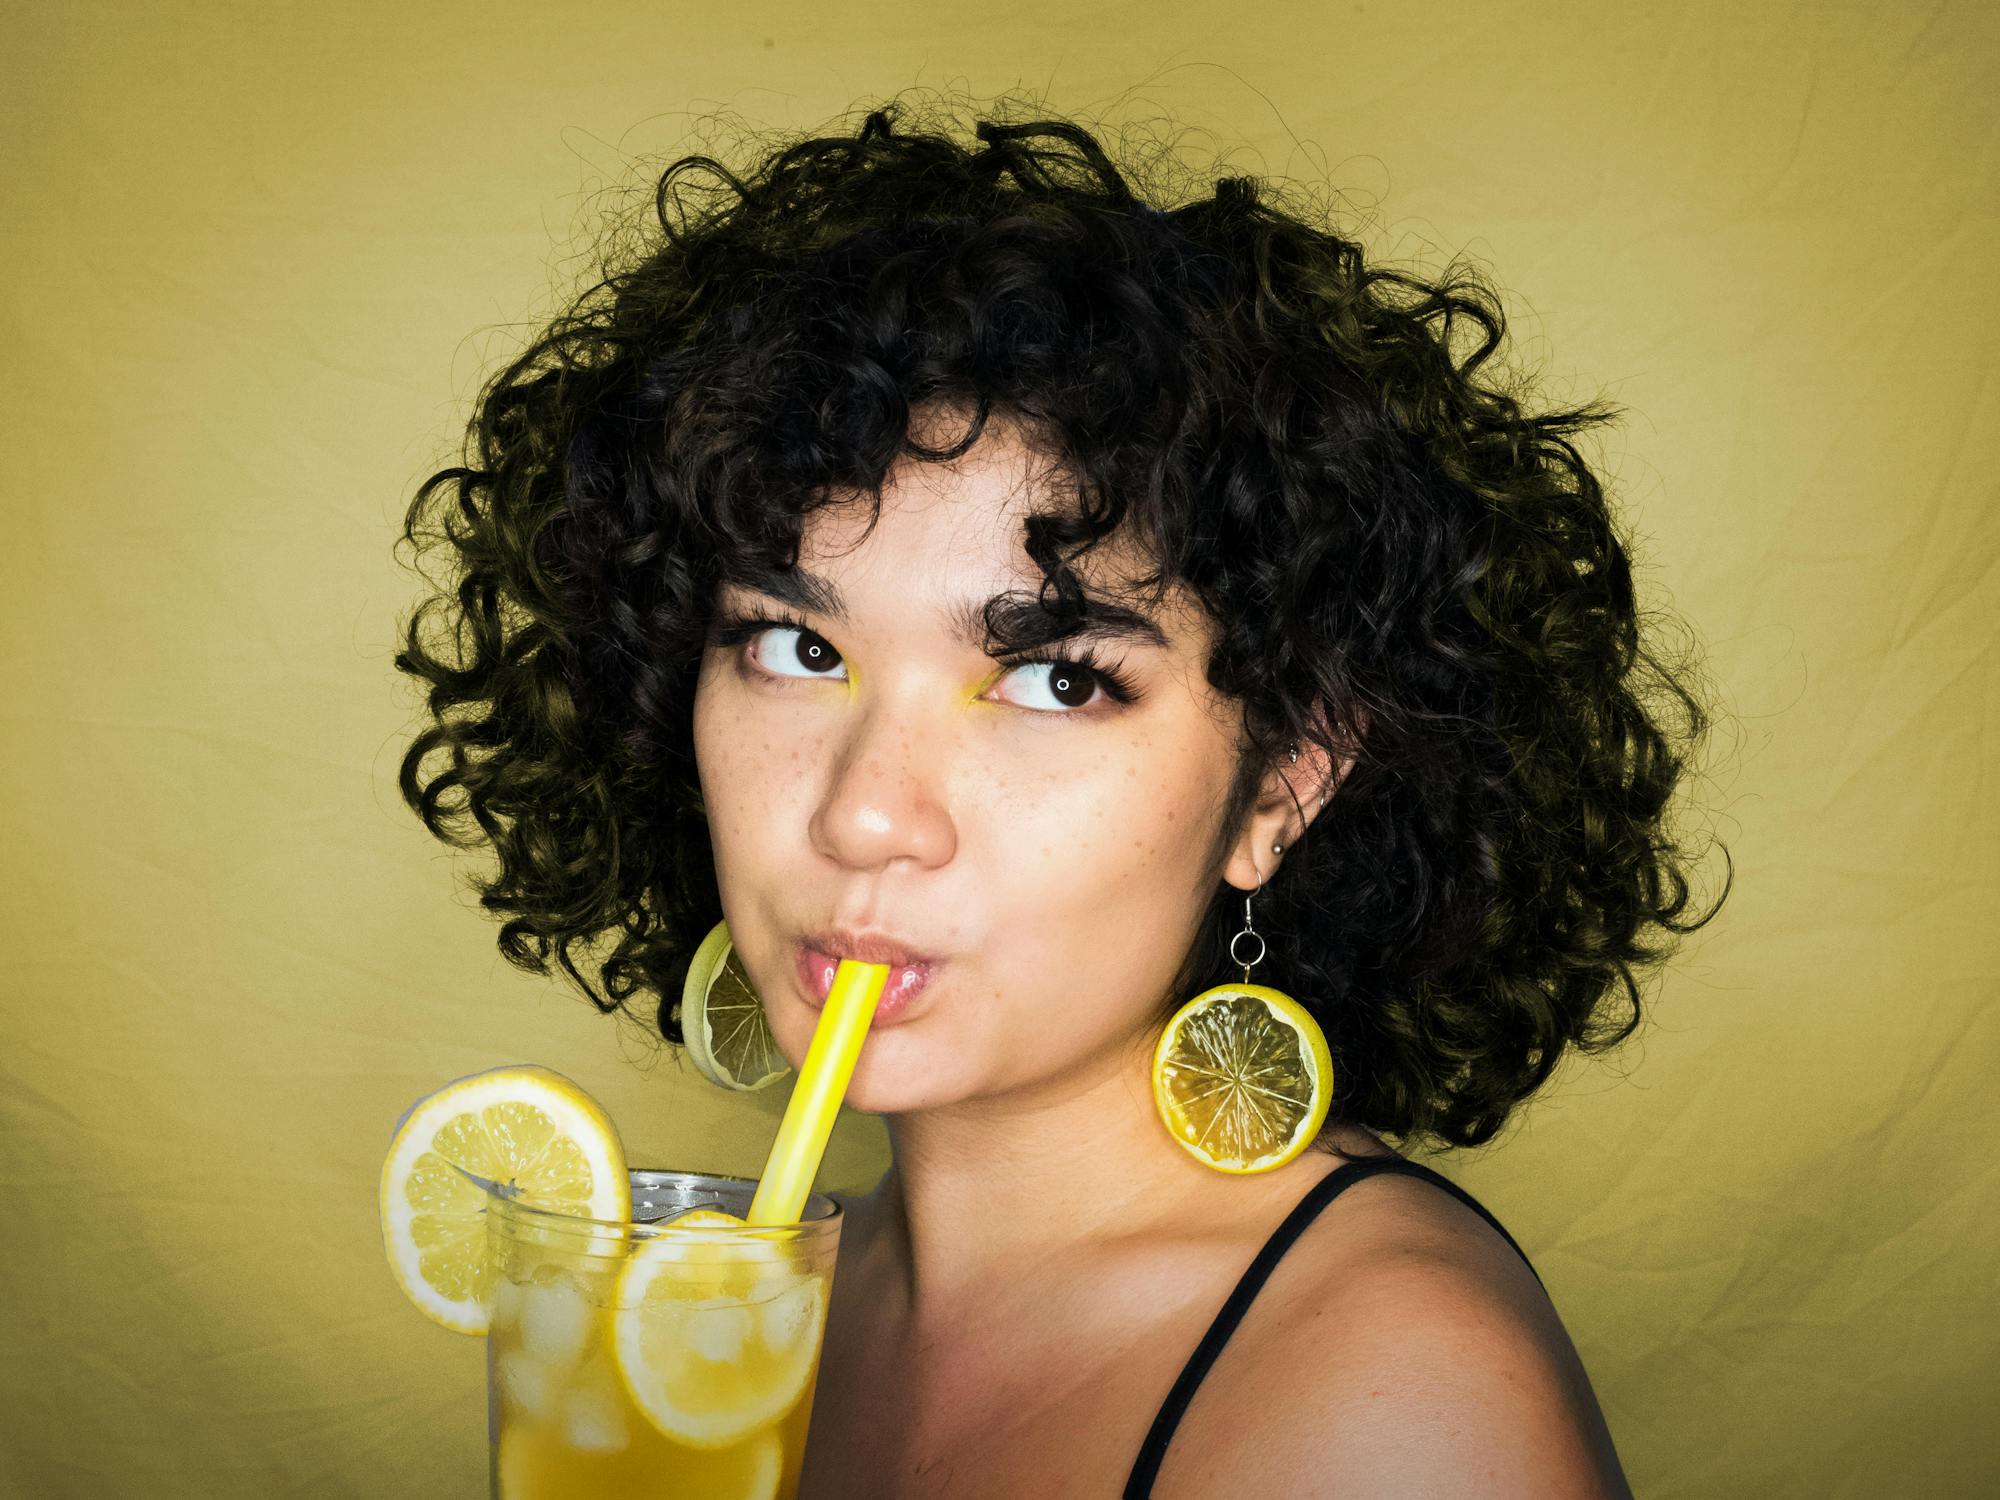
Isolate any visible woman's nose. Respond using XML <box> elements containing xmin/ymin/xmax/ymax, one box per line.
<box><xmin>807</xmin><ymin>707</ymin><xmax>957</xmax><ymax>873</ymax></box>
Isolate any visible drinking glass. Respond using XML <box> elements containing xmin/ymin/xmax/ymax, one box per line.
<box><xmin>482</xmin><ymin>1168</ymin><xmax>843</xmax><ymax>1500</ymax></box>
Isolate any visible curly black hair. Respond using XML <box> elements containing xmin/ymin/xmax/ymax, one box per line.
<box><xmin>393</xmin><ymin>93</ymin><xmax>1730</xmax><ymax>1149</ymax></box>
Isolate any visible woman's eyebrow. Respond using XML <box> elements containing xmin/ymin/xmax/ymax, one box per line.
<box><xmin>723</xmin><ymin>564</ymin><xmax>1171</xmax><ymax>652</ymax></box>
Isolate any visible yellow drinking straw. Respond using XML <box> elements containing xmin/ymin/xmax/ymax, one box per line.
<box><xmin>745</xmin><ymin>959</ymin><xmax>889</xmax><ymax>1226</ymax></box>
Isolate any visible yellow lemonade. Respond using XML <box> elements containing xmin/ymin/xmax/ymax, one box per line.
<box><xmin>484</xmin><ymin>1179</ymin><xmax>841</xmax><ymax>1500</ymax></box>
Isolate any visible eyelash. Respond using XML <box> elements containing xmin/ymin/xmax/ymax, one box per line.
<box><xmin>707</xmin><ymin>608</ymin><xmax>1142</xmax><ymax>713</ymax></box>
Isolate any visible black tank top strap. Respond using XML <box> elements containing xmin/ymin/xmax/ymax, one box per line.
<box><xmin>1121</xmin><ymin>1155</ymin><xmax>1541</xmax><ymax>1499</ymax></box>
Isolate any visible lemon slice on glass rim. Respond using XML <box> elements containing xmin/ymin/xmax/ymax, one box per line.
<box><xmin>379</xmin><ymin>1064</ymin><xmax>630</xmax><ymax>1334</ymax></box>
<box><xmin>1151</xmin><ymin>984</ymin><xmax>1334</xmax><ymax>1174</ymax></box>
<box><xmin>611</xmin><ymin>1207</ymin><xmax>827</xmax><ymax>1449</ymax></box>
<box><xmin>681</xmin><ymin>918</ymin><xmax>793</xmax><ymax>1092</ymax></box>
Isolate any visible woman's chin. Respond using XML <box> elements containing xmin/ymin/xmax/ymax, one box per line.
<box><xmin>768</xmin><ymin>997</ymin><xmax>977</xmax><ymax>1114</ymax></box>
<box><xmin>811</xmin><ymin>1039</ymin><xmax>961</xmax><ymax>1117</ymax></box>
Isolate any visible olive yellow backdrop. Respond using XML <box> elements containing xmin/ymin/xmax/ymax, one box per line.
<box><xmin>3</xmin><ymin>2</ymin><xmax>1994</xmax><ymax>1496</ymax></box>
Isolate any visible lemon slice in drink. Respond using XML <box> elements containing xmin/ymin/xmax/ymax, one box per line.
<box><xmin>380</xmin><ymin>1064</ymin><xmax>630</xmax><ymax>1334</ymax></box>
<box><xmin>611</xmin><ymin>1208</ymin><xmax>827</xmax><ymax>1448</ymax></box>
<box><xmin>1151</xmin><ymin>984</ymin><xmax>1334</xmax><ymax>1174</ymax></box>
<box><xmin>682</xmin><ymin>919</ymin><xmax>793</xmax><ymax>1092</ymax></box>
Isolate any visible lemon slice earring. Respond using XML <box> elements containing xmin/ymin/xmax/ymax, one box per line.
<box><xmin>680</xmin><ymin>919</ymin><xmax>794</xmax><ymax>1092</ymax></box>
<box><xmin>1151</xmin><ymin>815</ymin><xmax>1334</xmax><ymax>1173</ymax></box>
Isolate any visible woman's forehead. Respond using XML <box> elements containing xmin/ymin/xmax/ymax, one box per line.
<box><xmin>714</xmin><ymin>435</ymin><xmax>1098</xmax><ymax>599</ymax></box>
<box><xmin>708</xmin><ymin>406</ymin><xmax>1215</xmax><ymax>659</ymax></box>
<box><xmin>799</xmin><ymin>415</ymin><xmax>1070</xmax><ymax>555</ymax></box>
<box><xmin>766</xmin><ymin>529</ymin><xmax>1205</xmax><ymax>660</ymax></box>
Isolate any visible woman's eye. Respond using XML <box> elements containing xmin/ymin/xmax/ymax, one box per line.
<box><xmin>996</xmin><ymin>659</ymin><xmax>1106</xmax><ymax>712</ymax></box>
<box><xmin>737</xmin><ymin>620</ymin><xmax>1123</xmax><ymax>714</ymax></box>
<box><xmin>748</xmin><ymin>622</ymin><xmax>846</xmax><ymax>681</ymax></box>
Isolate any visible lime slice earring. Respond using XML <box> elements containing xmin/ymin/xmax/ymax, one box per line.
<box><xmin>679</xmin><ymin>919</ymin><xmax>793</xmax><ymax>1091</ymax></box>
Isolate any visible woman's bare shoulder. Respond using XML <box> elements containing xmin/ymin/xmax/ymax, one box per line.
<box><xmin>1183</xmin><ymin>1159</ymin><xmax>1632</xmax><ymax>1499</ymax></box>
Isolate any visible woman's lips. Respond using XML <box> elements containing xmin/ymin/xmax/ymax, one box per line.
<box><xmin>795</xmin><ymin>944</ymin><xmax>938</xmax><ymax>1024</ymax></box>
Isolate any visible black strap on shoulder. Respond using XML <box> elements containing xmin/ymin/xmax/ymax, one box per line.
<box><xmin>1121</xmin><ymin>1156</ymin><xmax>1542</xmax><ymax>1499</ymax></box>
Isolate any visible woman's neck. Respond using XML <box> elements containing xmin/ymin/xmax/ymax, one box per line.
<box><xmin>841</xmin><ymin>1032</ymin><xmax>1357</xmax><ymax>1338</ymax></box>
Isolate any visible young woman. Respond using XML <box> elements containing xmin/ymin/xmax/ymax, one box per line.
<box><xmin>396</xmin><ymin>98</ymin><xmax>1726</xmax><ymax>1498</ymax></box>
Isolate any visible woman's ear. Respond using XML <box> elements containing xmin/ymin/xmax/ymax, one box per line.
<box><xmin>1222</xmin><ymin>698</ymin><xmax>1364</xmax><ymax>891</ymax></box>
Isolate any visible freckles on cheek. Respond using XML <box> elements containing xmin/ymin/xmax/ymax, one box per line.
<box><xmin>1027</xmin><ymin>767</ymin><xmax>1183</xmax><ymax>894</ymax></box>
<box><xmin>692</xmin><ymin>674</ymin><xmax>763</xmax><ymax>828</ymax></box>
<box><xmin>697</xmin><ymin>693</ymin><xmax>816</xmax><ymax>840</ymax></box>
<box><xmin>1112</xmin><ymin>771</ymin><xmax>1221</xmax><ymax>884</ymax></box>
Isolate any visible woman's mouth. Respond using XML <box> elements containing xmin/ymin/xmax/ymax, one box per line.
<box><xmin>795</xmin><ymin>943</ymin><xmax>938</xmax><ymax>1024</ymax></box>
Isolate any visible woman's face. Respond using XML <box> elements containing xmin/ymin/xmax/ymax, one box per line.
<box><xmin>691</xmin><ymin>417</ymin><xmax>1257</xmax><ymax>1114</ymax></box>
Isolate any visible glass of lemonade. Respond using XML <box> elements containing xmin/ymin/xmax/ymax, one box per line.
<box><xmin>483</xmin><ymin>1168</ymin><xmax>843</xmax><ymax>1500</ymax></box>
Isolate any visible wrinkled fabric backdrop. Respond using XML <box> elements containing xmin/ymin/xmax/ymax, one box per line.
<box><xmin>3</xmin><ymin>2</ymin><xmax>1993</xmax><ymax>1496</ymax></box>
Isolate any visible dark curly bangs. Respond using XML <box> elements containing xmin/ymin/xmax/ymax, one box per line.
<box><xmin>394</xmin><ymin>96</ymin><xmax>1730</xmax><ymax>1148</ymax></box>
